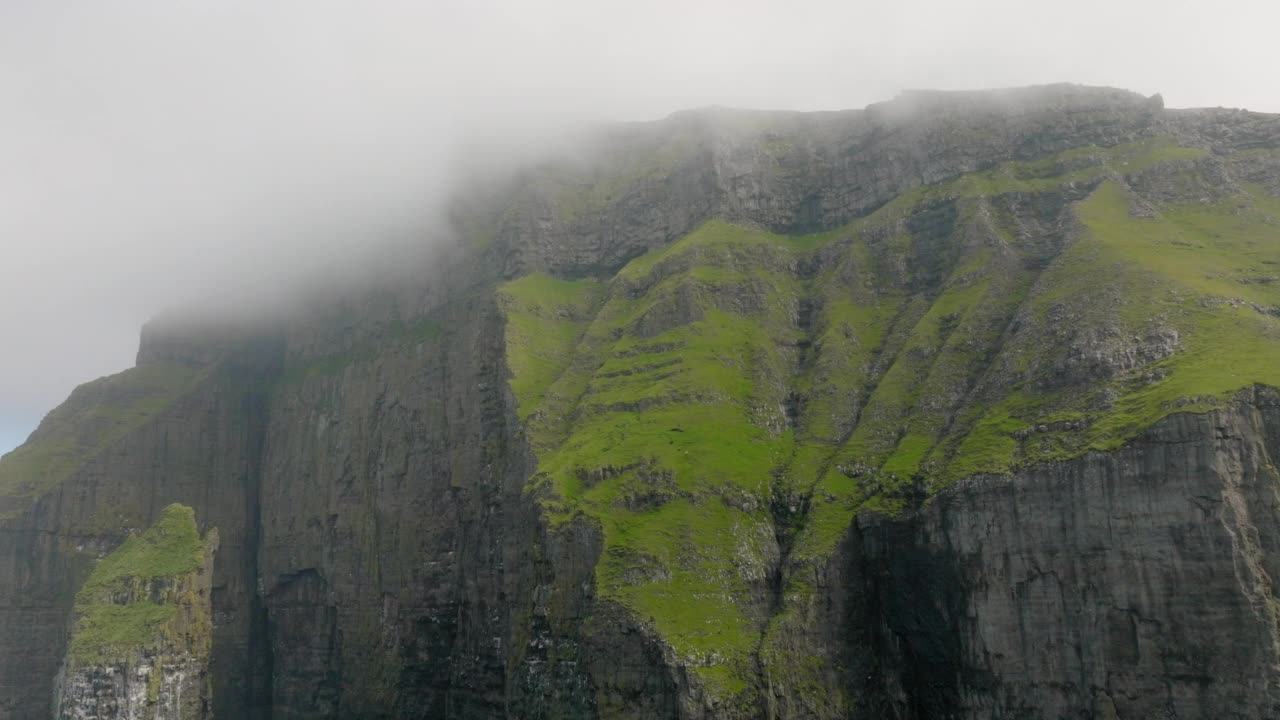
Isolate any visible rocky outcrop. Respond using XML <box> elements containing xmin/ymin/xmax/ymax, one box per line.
<box><xmin>53</xmin><ymin>504</ymin><xmax>219</xmax><ymax>720</ymax></box>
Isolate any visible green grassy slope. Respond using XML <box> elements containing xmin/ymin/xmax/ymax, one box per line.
<box><xmin>501</xmin><ymin>139</ymin><xmax>1280</xmax><ymax>703</ymax></box>
<box><xmin>0</xmin><ymin>365</ymin><xmax>206</xmax><ymax>515</ymax></box>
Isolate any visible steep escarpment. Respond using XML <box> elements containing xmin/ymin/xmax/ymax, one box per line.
<box><xmin>2</xmin><ymin>84</ymin><xmax>1280</xmax><ymax>719</ymax></box>
<box><xmin>256</xmin><ymin>291</ymin><xmax>535</xmax><ymax>718</ymax></box>
<box><xmin>856</xmin><ymin>386</ymin><xmax>1280</xmax><ymax>719</ymax></box>
<box><xmin>0</xmin><ymin>326</ymin><xmax>280</xmax><ymax>719</ymax></box>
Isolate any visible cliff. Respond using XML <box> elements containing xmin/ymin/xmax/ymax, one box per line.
<box><xmin>2</xmin><ymin>84</ymin><xmax>1279</xmax><ymax>718</ymax></box>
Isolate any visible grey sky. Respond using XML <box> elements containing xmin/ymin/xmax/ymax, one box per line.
<box><xmin>2</xmin><ymin>0</ymin><xmax>1277</xmax><ymax>455</ymax></box>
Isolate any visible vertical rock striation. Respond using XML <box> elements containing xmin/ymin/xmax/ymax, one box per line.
<box><xmin>856</xmin><ymin>387</ymin><xmax>1280</xmax><ymax>719</ymax></box>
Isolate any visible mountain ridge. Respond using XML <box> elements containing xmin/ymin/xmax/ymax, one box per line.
<box><xmin>3</xmin><ymin>84</ymin><xmax>1280</xmax><ymax>719</ymax></box>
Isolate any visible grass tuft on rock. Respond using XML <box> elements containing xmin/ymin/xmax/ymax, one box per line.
<box><xmin>68</xmin><ymin>503</ymin><xmax>209</xmax><ymax>666</ymax></box>
<box><xmin>77</xmin><ymin>504</ymin><xmax>205</xmax><ymax>599</ymax></box>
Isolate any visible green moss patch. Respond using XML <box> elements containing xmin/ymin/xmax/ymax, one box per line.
<box><xmin>68</xmin><ymin>504</ymin><xmax>209</xmax><ymax>666</ymax></box>
<box><xmin>498</xmin><ymin>274</ymin><xmax>606</xmax><ymax>419</ymax></box>
<box><xmin>69</xmin><ymin>601</ymin><xmax>178</xmax><ymax>666</ymax></box>
<box><xmin>78</xmin><ymin>504</ymin><xmax>205</xmax><ymax>598</ymax></box>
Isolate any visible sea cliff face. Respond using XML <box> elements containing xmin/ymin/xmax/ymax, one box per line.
<box><xmin>2</xmin><ymin>84</ymin><xmax>1280</xmax><ymax>719</ymax></box>
<box><xmin>855</xmin><ymin>387</ymin><xmax>1280</xmax><ymax>719</ymax></box>
<box><xmin>0</xmin><ymin>337</ymin><xmax>278</xmax><ymax>719</ymax></box>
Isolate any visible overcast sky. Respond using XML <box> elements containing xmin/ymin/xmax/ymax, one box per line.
<box><xmin>2</xmin><ymin>0</ymin><xmax>1277</xmax><ymax>455</ymax></box>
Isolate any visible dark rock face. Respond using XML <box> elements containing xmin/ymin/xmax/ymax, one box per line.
<box><xmin>255</xmin><ymin>296</ymin><xmax>533</xmax><ymax>718</ymax></box>
<box><xmin>2</xmin><ymin>84</ymin><xmax>1280</xmax><ymax>719</ymax></box>
<box><xmin>856</xmin><ymin>388</ymin><xmax>1280</xmax><ymax>719</ymax></box>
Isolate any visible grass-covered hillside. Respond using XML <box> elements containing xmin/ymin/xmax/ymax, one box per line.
<box><xmin>0</xmin><ymin>365</ymin><xmax>205</xmax><ymax>518</ymax></box>
<box><xmin>500</xmin><ymin>137</ymin><xmax>1280</xmax><ymax>704</ymax></box>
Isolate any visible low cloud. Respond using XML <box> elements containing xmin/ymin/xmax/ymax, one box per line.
<box><xmin>1</xmin><ymin>0</ymin><xmax>1277</xmax><ymax>452</ymax></box>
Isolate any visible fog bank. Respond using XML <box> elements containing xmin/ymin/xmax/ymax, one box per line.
<box><xmin>2</xmin><ymin>0</ymin><xmax>1277</xmax><ymax>453</ymax></box>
